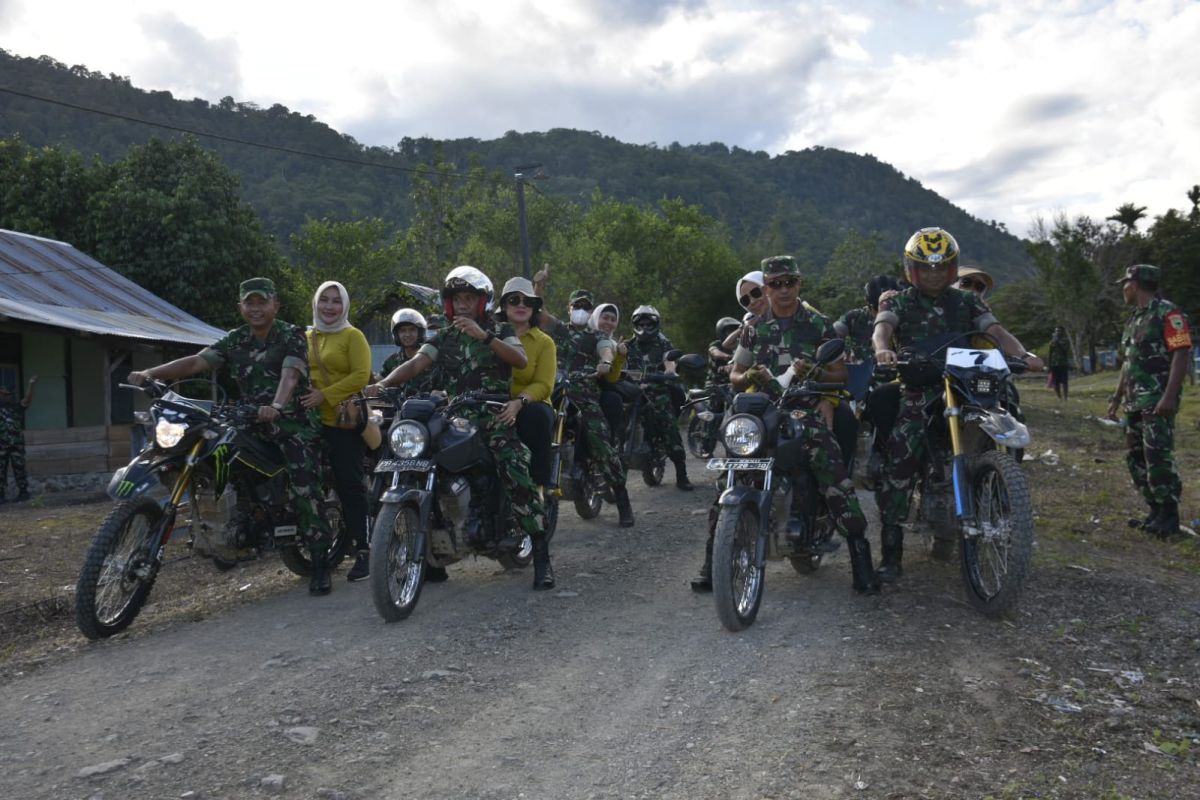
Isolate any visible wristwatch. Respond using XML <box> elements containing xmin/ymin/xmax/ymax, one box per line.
<box><xmin>270</xmin><ymin>401</ymin><xmax>284</xmax><ymax>411</ymax></box>
<box><xmin>519</xmin><ymin>395</ymin><xmax>529</xmax><ymax>407</ymax></box>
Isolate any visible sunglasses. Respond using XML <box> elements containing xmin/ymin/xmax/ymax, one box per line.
<box><xmin>766</xmin><ymin>278</ymin><xmax>799</xmax><ymax>289</ymax></box>
<box><xmin>958</xmin><ymin>278</ymin><xmax>987</xmax><ymax>292</ymax></box>
<box><xmin>504</xmin><ymin>295</ymin><xmax>538</xmax><ymax>308</ymax></box>
<box><xmin>571</xmin><ymin>302</ymin><xmax>594</xmax><ymax>312</ymax></box>
<box><xmin>739</xmin><ymin>286</ymin><xmax>764</xmax><ymax>307</ymax></box>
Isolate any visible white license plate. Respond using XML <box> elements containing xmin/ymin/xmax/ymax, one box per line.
<box><xmin>375</xmin><ymin>458</ymin><xmax>434</xmax><ymax>473</ymax></box>
<box><xmin>273</xmin><ymin>525</ymin><xmax>298</xmax><ymax>539</ymax></box>
<box><xmin>706</xmin><ymin>458</ymin><xmax>773</xmax><ymax>471</ymax></box>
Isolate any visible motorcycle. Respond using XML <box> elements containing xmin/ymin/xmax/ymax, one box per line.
<box><xmin>876</xmin><ymin>332</ymin><xmax>1034</xmax><ymax>616</ymax></box>
<box><xmin>619</xmin><ymin>350</ymin><xmax>685</xmax><ymax>486</ymax></box>
<box><xmin>685</xmin><ymin>381</ymin><xmax>733</xmax><ymax>459</ymax></box>
<box><xmin>548</xmin><ymin>369</ymin><xmax>611</xmax><ymax>530</ymax></box>
<box><xmin>369</xmin><ymin>392</ymin><xmax>535</xmax><ymax>622</ymax></box>
<box><xmin>708</xmin><ymin>339</ymin><xmax>851</xmax><ymax>632</ymax></box>
<box><xmin>75</xmin><ymin>380</ymin><xmax>348</xmax><ymax>640</ymax></box>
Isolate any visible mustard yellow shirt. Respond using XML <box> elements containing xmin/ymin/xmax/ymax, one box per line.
<box><xmin>307</xmin><ymin>327</ymin><xmax>372</xmax><ymax>427</ymax></box>
<box><xmin>510</xmin><ymin>326</ymin><xmax>556</xmax><ymax>404</ymax></box>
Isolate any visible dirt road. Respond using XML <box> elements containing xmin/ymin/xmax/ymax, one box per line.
<box><xmin>2</xmin><ymin>445</ymin><xmax>1197</xmax><ymax>799</ymax></box>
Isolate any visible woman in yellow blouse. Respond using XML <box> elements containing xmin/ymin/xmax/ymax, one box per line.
<box><xmin>494</xmin><ymin>277</ymin><xmax>557</xmax><ymax>490</ymax></box>
<box><xmin>301</xmin><ymin>280</ymin><xmax>373</xmax><ymax>584</ymax></box>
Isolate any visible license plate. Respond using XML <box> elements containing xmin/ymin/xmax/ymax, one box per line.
<box><xmin>273</xmin><ymin>525</ymin><xmax>298</xmax><ymax>539</ymax></box>
<box><xmin>706</xmin><ymin>458</ymin><xmax>773</xmax><ymax>471</ymax></box>
<box><xmin>375</xmin><ymin>458</ymin><xmax>434</xmax><ymax>473</ymax></box>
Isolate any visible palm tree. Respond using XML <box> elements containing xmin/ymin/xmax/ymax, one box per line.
<box><xmin>1106</xmin><ymin>202</ymin><xmax>1148</xmax><ymax>233</ymax></box>
<box><xmin>1187</xmin><ymin>185</ymin><xmax>1200</xmax><ymax>220</ymax></box>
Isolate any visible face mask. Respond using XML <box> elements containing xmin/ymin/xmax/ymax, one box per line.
<box><xmin>570</xmin><ymin>309</ymin><xmax>591</xmax><ymax>326</ymax></box>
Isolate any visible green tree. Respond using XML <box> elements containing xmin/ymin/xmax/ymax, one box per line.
<box><xmin>0</xmin><ymin>136</ymin><xmax>98</xmax><ymax>245</ymax></box>
<box><xmin>1106</xmin><ymin>202</ymin><xmax>1148</xmax><ymax>234</ymax></box>
<box><xmin>1146</xmin><ymin>208</ymin><xmax>1200</xmax><ymax>323</ymax></box>
<box><xmin>283</xmin><ymin>217</ymin><xmax>406</xmax><ymax>323</ymax></box>
<box><xmin>810</xmin><ymin>229</ymin><xmax>897</xmax><ymax>318</ymax></box>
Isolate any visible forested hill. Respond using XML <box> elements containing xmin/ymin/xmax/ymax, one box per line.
<box><xmin>0</xmin><ymin>49</ymin><xmax>1031</xmax><ymax>279</ymax></box>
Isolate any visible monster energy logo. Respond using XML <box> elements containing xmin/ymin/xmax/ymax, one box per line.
<box><xmin>213</xmin><ymin>444</ymin><xmax>229</xmax><ymax>485</ymax></box>
<box><xmin>116</xmin><ymin>480</ymin><xmax>135</xmax><ymax>497</ymax></box>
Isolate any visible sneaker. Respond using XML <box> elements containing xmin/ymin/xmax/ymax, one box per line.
<box><xmin>346</xmin><ymin>550</ymin><xmax>370</xmax><ymax>582</ymax></box>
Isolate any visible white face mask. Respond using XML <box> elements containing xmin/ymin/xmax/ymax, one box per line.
<box><xmin>570</xmin><ymin>309</ymin><xmax>591</xmax><ymax>326</ymax></box>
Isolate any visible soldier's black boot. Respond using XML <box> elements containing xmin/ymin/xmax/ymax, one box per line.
<box><xmin>848</xmin><ymin>537</ymin><xmax>880</xmax><ymax>595</ymax></box>
<box><xmin>532</xmin><ymin>536</ymin><xmax>555</xmax><ymax>590</ymax></box>
<box><xmin>691</xmin><ymin>532</ymin><xmax>714</xmax><ymax>593</ymax></box>
<box><xmin>876</xmin><ymin>525</ymin><xmax>904</xmax><ymax>583</ymax></box>
<box><xmin>1128</xmin><ymin>503</ymin><xmax>1161</xmax><ymax>531</ymax></box>
<box><xmin>308</xmin><ymin>549</ymin><xmax>332</xmax><ymax>596</ymax></box>
<box><xmin>673</xmin><ymin>457</ymin><xmax>694</xmax><ymax>491</ymax></box>
<box><xmin>615</xmin><ymin>486</ymin><xmax>635</xmax><ymax>527</ymax></box>
<box><xmin>1148</xmin><ymin>501</ymin><xmax>1180</xmax><ymax>539</ymax></box>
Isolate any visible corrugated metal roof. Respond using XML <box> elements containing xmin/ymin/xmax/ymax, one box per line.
<box><xmin>0</xmin><ymin>228</ymin><xmax>225</xmax><ymax>346</ymax></box>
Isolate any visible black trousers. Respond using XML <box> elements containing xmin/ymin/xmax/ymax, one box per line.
<box><xmin>599</xmin><ymin>385</ymin><xmax>625</xmax><ymax>443</ymax></box>
<box><xmin>515</xmin><ymin>401</ymin><xmax>555</xmax><ymax>486</ymax></box>
<box><xmin>321</xmin><ymin>425</ymin><xmax>369</xmax><ymax>550</ymax></box>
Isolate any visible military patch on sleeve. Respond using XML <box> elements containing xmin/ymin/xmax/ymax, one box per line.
<box><xmin>1164</xmin><ymin>310</ymin><xmax>1192</xmax><ymax>350</ymax></box>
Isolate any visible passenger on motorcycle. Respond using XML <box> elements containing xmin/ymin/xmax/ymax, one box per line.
<box><xmin>708</xmin><ymin>317</ymin><xmax>742</xmax><ymax>387</ymax></box>
<box><xmin>625</xmin><ymin>305</ymin><xmax>694</xmax><ymax>491</ymax></box>
<box><xmin>722</xmin><ymin>255</ymin><xmax>878</xmax><ymax>594</ymax></box>
<box><xmin>835</xmin><ymin>275</ymin><xmax>901</xmax><ymax>403</ymax></box>
<box><xmin>729</xmin><ymin>270</ymin><xmax>768</xmax><ymax>352</ymax></box>
<box><xmin>872</xmin><ymin>228</ymin><xmax>1042</xmax><ymax>582</ymax></box>
<box><xmin>591</xmin><ymin>303</ymin><xmax>634</xmax><ymax>446</ymax></box>
<box><xmin>126</xmin><ymin>277</ymin><xmax>336</xmax><ymax>596</ymax></box>
<box><xmin>379</xmin><ymin>308</ymin><xmax>442</xmax><ymax>394</ymax></box>
<box><xmin>371</xmin><ymin>266</ymin><xmax>554</xmax><ymax>590</ymax></box>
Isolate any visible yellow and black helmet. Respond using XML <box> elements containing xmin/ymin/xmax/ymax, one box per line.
<box><xmin>902</xmin><ymin>227</ymin><xmax>960</xmax><ymax>284</ymax></box>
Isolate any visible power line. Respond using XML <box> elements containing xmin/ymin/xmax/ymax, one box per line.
<box><xmin>0</xmin><ymin>86</ymin><xmax>474</xmax><ymax>180</ymax></box>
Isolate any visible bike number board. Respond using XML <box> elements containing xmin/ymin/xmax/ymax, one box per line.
<box><xmin>706</xmin><ymin>457</ymin><xmax>774</xmax><ymax>471</ymax></box>
<box><xmin>375</xmin><ymin>458</ymin><xmax>435</xmax><ymax>473</ymax></box>
<box><xmin>946</xmin><ymin>347</ymin><xmax>1008</xmax><ymax>370</ymax></box>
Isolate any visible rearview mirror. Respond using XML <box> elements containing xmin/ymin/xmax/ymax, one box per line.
<box><xmin>675</xmin><ymin>353</ymin><xmax>707</xmax><ymax>374</ymax></box>
<box><xmin>814</xmin><ymin>338</ymin><xmax>845</xmax><ymax>365</ymax></box>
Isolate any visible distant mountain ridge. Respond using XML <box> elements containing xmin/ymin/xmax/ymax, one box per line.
<box><xmin>0</xmin><ymin>49</ymin><xmax>1032</xmax><ymax>280</ymax></box>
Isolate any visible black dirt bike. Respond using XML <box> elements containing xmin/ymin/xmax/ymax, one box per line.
<box><xmin>684</xmin><ymin>381</ymin><xmax>733</xmax><ymax>459</ymax></box>
<box><xmin>75</xmin><ymin>380</ymin><xmax>348</xmax><ymax>640</ymax></box>
<box><xmin>369</xmin><ymin>392</ymin><xmax>535</xmax><ymax>622</ymax></box>
<box><xmin>708</xmin><ymin>339</ymin><xmax>851</xmax><ymax>632</ymax></box>
<box><xmin>876</xmin><ymin>332</ymin><xmax>1034</xmax><ymax>617</ymax></box>
<box><xmin>619</xmin><ymin>352</ymin><xmax>683</xmax><ymax>486</ymax></box>
<box><xmin>548</xmin><ymin>369</ymin><xmax>611</xmax><ymax>529</ymax></box>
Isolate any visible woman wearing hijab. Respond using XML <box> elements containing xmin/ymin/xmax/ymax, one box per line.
<box><xmin>730</xmin><ymin>270</ymin><xmax>767</xmax><ymax>351</ymax></box>
<box><xmin>591</xmin><ymin>303</ymin><xmax>629</xmax><ymax>443</ymax></box>
<box><xmin>302</xmin><ymin>280</ymin><xmax>373</xmax><ymax>583</ymax></box>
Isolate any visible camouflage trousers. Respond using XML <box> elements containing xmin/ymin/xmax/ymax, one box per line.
<box><xmin>571</xmin><ymin>389</ymin><xmax>626</xmax><ymax>491</ymax></box>
<box><xmin>0</xmin><ymin>438</ymin><xmax>28</xmax><ymax>497</ymax></box>
<box><xmin>876</xmin><ymin>389</ymin><xmax>931</xmax><ymax>527</ymax></box>
<box><xmin>640</xmin><ymin>386</ymin><xmax>686</xmax><ymax>462</ymax></box>
<box><xmin>1125</xmin><ymin>409</ymin><xmax>1182</xmax><ymax>507</ymax></box>
<box><xmin>788</xmin><ymin>416</ymin><xmax>867</xmax><ymax>539</ymax></box>
<box><xmin>269</xmin><ymin>418</ymin><xmax>333</xmax><ymax>551</ymax></box>
<box><xmin>474</xmin><ymin>412</ymin><xmax>546</xmax><ymax>539</ymax></box>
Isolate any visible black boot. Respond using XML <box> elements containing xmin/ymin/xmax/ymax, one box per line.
<box><xmin>532</xmin><ymin>536</ymin><xmax>555</xmax><ymax>590</ymax></box>
<box><xmin>615</xmin><ymin>486</ymin><xmax>635</xmax><ymax>527</ymax></box>
<box><xmin>876</xmin><ymin>525</ymin><xmax>904</xmax><ymax>583</ymax></box>
<box><xmin>1129</xmin><ymin>503</ymin><xmax>1161</xmax><ymax>531</ymax></box>
<box><xmin>673</xmin><ymin>457</ymin><xmax>694</xmax><ymax>491</ymax></box>
<box><xmin>848</xmin><ymin>537</ymin><xmax>880</xmax><ymax>595</ymax></box>
<box><xmin>308</xmin><ymin>549</ymin><xmax>332</xmax><ymax>596</ymax></box>
<box><xmin>15</xmin><ymin>489</ymin><xmax>30</xmax><ymax>502</ymax></box>
<box><xmin>691</xmin><ymin>532</ymin><xmax>714</xmax><ymax>593</ymax></box>
<box><xmin>346</xmin><ymin>549</ymin><xmax>370</xmax><ymax>582</ymax></box>
<box><xmin>1147</xmin><ymin>501</ymin><xmax>1180</xmax><ymax>539</ymax></box>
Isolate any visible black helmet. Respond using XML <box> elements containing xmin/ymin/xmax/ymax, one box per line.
<box><xmin>715</xmin><ymin>316</ymin><xmax>741</xmax><ymax>341</ymax></box>
<box><xmin>864</xmin><ymin>275</ymin><xmax>902</xmax><ymax>310</ymax></box>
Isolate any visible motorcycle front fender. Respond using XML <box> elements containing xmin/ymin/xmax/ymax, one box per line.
<box><xmin>379</xmin><ymin>486</ymin><xmax>433</xmax><ymax>522</ymax></box>
<box><xmin>107</xmin><ymin>454</ymin><xmax>172</xmax><ymax>500</ymax></box>
<box><xmin>717</xmin><ymin>484</ymin><xmax>772</xmax><ymax>568</ymax></box>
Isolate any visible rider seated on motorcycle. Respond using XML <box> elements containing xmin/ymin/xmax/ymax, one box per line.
<box><xmin>369</xmin><ymin>266</ymin><xmax>555</xmax><ymax>590</ymax></box>
<box><xmin>718</xmin><ymin>255</ymin><xmax>878</xmax><ymax>594</ymax></box>
<box><xmin>871</xmin><ymin>228</ymin><xmax>1043</xmax><ymax>583</ymax></box>
<box><xmin>625</xmin><ymin>305</ymin><xmax>694</xmax><ymax>491</ymax></box>
<box><xmin>126</xmin><ymin>277</ymin><xmax>337</xmax><ymax>596</ymax></box>
<box><xmin>708</xmin><ymin>316</ymin><xmax>741</xmax><ymax>388</ymax></box>
<box><xmin>379</xmin><ymin>308</ymin><xmax>442</xmax><ymax>394</ymax></box>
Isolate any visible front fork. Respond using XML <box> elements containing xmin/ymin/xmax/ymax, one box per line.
<box><xmin>153</xmin><ymin>439</ymin><xmax>206</xmax><ymax>555</ymax></box>
<box><xmin>944</xmin><ymin>377</ymin><xmax>975</xmax><ymax>523</ymax></box>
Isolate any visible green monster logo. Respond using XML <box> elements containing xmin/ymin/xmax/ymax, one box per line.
<box><xmin>116</xmin><ymin>480</ymin><xmax>135</xmax><ymax>497</ymax></box>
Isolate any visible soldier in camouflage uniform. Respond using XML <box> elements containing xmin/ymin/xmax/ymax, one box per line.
<box><xmin>128</xmin><ymin>278</ymin><xmax>335</xmax><ymax>595</ymax></box>
<box><xmin>710</xmin><ymin>254</ymin><xmax>878</xmax><ymax>594</ymax></box>
<box><xmin>835</xmin><ymin>275</ymin><xmax>900</xmax><ymax>403</ymax></box>
<box><xmin>1106</xmin><ymin>264</ymin><xmax>1192</xmax><ymax>538</ymax></box>
<box><xmin>873</xmin><ymin>229</ymin><xmax>1042</xmax><ymax>582</ymax></box>
<box><xmin>0</xmin><ymin>375</ymin><xmax>37</xmax><ymax>504</ymax></box>
<box><xmin>380</xmin><ymin>309</ymin><xmax>441</xmax><ymax>394</ymax></box>
<box><xmin>373</xmin><ymin>266</ymin><xmax>555</xmax><ymax>589</ymax></box>
<box><xmin>626</xmin><ymin>305</ymin><xmax>694</xmax><ymax>490</ymax></box>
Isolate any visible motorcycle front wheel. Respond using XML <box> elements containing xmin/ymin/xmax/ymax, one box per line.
<box><xmin>75</xmin><ymin>498</ymin><xmax>165</xmax><ymax>640</ymax></box>
<box><xmin>686</xmin><ymin>415</ymin><xmax>712</xmax><ymax>459</ymax></box>
<box><xmin>278</xmin><ymin>499</ymin><xmax>352</xmax><ymax>576</ymax></box>
<box><xmin>573</xmin><ymin>471</ymin><xmax>604</xmax><ymax>519</ymax></box>
<box><xmin>496</xmin><ymin>534</ymin><xmax>534</xmax><ymax>570</ymax></box>
<box><xmin>369</xmin><ymin>502</ymin><xmax>426</xmax><ymax>622</ymax></box>
<box><xmin>960</xmin><ymin>450</ymin><xmax>1034</xmax><ymax>617</ymax></box>
<box><xmin>712</xmin><ymin>504</ymin><xmax>764</xmax><ymax>631</ymax></box>
<box><xmin>642</xmin><ymin>457</ymin><xmax>665</xmax><ymax>487</ymax></box>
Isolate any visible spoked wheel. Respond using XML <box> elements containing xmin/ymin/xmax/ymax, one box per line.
<box><xmin>642</xmin><ymin>457</ymin><xmax>665</xmax><ymax>487</ymax></box>
<box><xmin>712</xmin><ymin>504</ymin><xmax>764</xmax><ymax>631</ymax></box>
<box><xmin>496</xmin><ymin>533</ymin><xmax>534</xmax><ymax>570</ymax></box>
<box><xmin>75</xmin><ymin>499</ymin><xmax>165</xmax><ymax>640</ymax></box>
<box><xmin>573</xmin><ymin>471</ymin><xmax>604</xmax><ymax>520</ymax></box>
<box><xmin>789</xmin><ymin>554</ymin><xmax>823</xmax><ymax>574</ymax></box>
<box><xmin>278</xmin><ymin>499</ymin><xmax>352</xmax><ymax>576</ymax></box>
<box><xmin>687</xmin><ymin>415</ymin><xmax>713</xmax><ymax>458</ymax></box>
<box><xmin>369</xmin><ymin>502</ymin><xmax>426</xmax><ymax>622</ymax></box>
<box><xmin>960</xmin><ymin>451</ymin><xmax>1034</xmax><ymax>617</ymax></box>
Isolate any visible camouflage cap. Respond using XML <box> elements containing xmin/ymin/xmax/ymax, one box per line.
<box><xmin>761</xmin><ymin>255</ymin><xmax>801</xmax><ymax>277</ymax></box>
<box><xmin>1115</xmin><ymin>264</ymin><xmax>1161</xmax><ymax>285</ymax></box>
<box><xmin>568</xmin><ymin>289</ymin><xmax>594</xmax><ymax>306</ymax></box>
<box><xmin>426</xmin><ymin>314</ymin><xmax>447</xmax><ymax>329</ymax></box>
<box><xmin>239</xmin><ymin>277</ymin><xmax>277</xmax><ymax>300</ymax></box>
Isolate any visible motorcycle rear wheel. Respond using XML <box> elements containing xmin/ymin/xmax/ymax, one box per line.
<box><xmin>369</xmin><ymin>502</ymin><xmax>426</xmax><ymax>622</ymax></box>
<box><xmin>277</xmin><ymin>500</ymin><xmax>351</xmax><ymax>577</ymax></box>
<box><xmin>642</xmin><ymin>458</ymin><xmax>665</xmax><ymax>487</ymax></box>
<box><xmin>960</xmin><ymin>450</ymin><xmax>1034</xmax><ymax>617</ymax></box>
<box><xmin>712</xmin><ymin>504</ymin><xmax>764</xmax><ymax>631</ymax></box>
<box><xmin>573</xmin><ymin>472</ymin><xmax>604</xmax><ymax>519</ymax></box>
<box><xmin>686</xmin><ymin>415</ymin><xmax>713</xmax><ymax>459</ymax></box>
<box><xmin>496</xmin><ymin>534</ymin><xmax>534</xmax><ymax>570</ymax></box>
<box><xmin>789</xmin><ymin>554</ymin><xmax>823</xmax><ymax>574</ymax></box>
<box><xmin>75</xmin><ymin>498</ymin><xmax>164</xmax><ymax>640</ymax></box>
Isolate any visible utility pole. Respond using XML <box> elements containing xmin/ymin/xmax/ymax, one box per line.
<box><xmin>514</xmin><ymin>163</ymin><xmax>542</xmax><ymax>279</ymax></box>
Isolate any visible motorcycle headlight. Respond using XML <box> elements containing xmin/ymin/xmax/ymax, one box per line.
<box><xmin>155</xmin><ymin>418</ymin><xmax>188</xmax><ymax>448</ymax></box>
<box><xmin>722</xmin><ymin>415</ymin><xmax>764</xmax><ymax>456</ymax></box>
<box><xmin>389</xmin><ymin>420</ymin><xmax>428</xmax><ymax>458</ymax></box>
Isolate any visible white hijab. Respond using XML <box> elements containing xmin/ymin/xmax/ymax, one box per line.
<box><xmin>735</xmin><ymin>270</ymin><xmax>764</xmax><ymax>303</ymax></box>
<box><xmin>588</xmin><ymin>303</ymin><xmax>619</xmax><ymax>335</ymax></box>
<box><xmin>312</xmin><ymin>280</ymin><xmax>352</xmax><ymax>333</ymax></box>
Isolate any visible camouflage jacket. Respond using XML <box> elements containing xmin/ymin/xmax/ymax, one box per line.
<box><xmin>547</xmin><ymin>320</ymin><xmax>613</xmax><ymax>398</ymax></box>
<box><xmin>0</xmin><ymin>397</ymin><xmax>25</xmax><ymax>445</ymax></box>
<box><xmin>1048</xmin><ymin>334</ymin><xmax>1071</xmax><ymax>368</ymax></box>
<box><xmin>199</xmin><ymin>319</ymin><xmax>318</xmax><ymax>425</ymax></box>
<box><xmin>707</xmin><ymin>339</ymin><xmax>733</xmax><ymax>387</ymax></box>
<box><xmin>418</xmin><ymin>317</ymin><xmax>523</xmax><ymax>397</ymax></box>
<box><xmin>733</xmin><ymin>303</ymin><xmax>837</xmax><ymax>401</ymax></box>
<box><xmin>876</xmin><ymin>287</ymin><xmax>997</xmax><ymax>355</ymax></box>
<box><xmin>381</xmin><ymin>348</ymin><xmax>440</xmax><ymax>395</ymax></box>
<box><xmin>625</xmin><ymin>332</ymin><xmax>677</xmax><ymax>376</ymax></box>
<box><xmin>1120</xmin><ymin>297</ymin><xmax>1192</xmax><ymax>411</ymax></box>
<box><xmin>834</xmin><ymin>305</ymin><xmax>875</xmax><ymax>364</ymax></box>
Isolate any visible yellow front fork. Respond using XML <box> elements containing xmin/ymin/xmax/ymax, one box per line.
<box><xmin>944</xmin><ymin>376</ymin><xmax>963</xmax><ymax>457</ymax></box>
<box><xmin>167</xmin><ymin>439</ymin><xmax>206</xmax><ymax>507</ymax></box>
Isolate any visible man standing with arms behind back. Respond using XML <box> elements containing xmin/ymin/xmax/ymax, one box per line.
<box><xmin>0</xmin><ymin>374</ymin><xmax>37</xmax><ymax>505</ymax></box>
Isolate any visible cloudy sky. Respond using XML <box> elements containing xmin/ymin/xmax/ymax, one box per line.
<box><xmin>3</xmin><ymin>0</ymin><xmax>1197</xmax><ymax>236</ymax></box>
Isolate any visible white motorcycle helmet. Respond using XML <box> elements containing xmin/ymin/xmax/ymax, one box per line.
<box><xmin>390</xmin><ymin>308</ymin><xmax>428</xmax><ymax>345</ymax></box>
<box><xmin>442</xmin><ymin>265</ymin><xmax>495</xmax><ymax>319</ymax></box>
